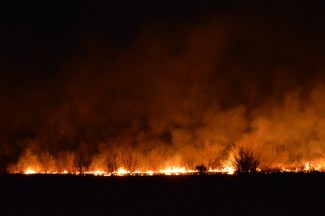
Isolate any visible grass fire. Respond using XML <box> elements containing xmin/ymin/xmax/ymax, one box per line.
<box><xmin>7</xmin><ymin>145</ymin><xmax>325</xmax><ymax>176</ymax></box>
<box><xmin>1</xmin><ymin>1</ymin><xmax>325</xmax><ymax>215</ymax></box>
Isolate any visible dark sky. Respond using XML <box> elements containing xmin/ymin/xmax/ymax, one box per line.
<box><xmin>1</xmin><ymin>1</ymin><xmax>324</xmax><ymax>88</ymax></box>
<box><xmin>1</xmin><ymin>1</ymin><xmax>325</xmax><ymax>164</ymax></box>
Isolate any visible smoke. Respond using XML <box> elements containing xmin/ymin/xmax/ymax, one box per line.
<box><xmin>1</xmin><ymin>2</ymin><xmax>325</xmax><ymax>172</ymax></box>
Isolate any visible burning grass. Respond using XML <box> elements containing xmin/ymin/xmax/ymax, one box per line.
<box><xmin>18</xmin><ymin>161</ymin><xmax>325</xmax><ymax>176</ymax></box>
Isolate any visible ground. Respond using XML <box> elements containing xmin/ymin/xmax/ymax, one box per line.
<box><xmin>1</xmin><ymin>173</ymin><xmax>325</xmax><ymax>215</ymax></box>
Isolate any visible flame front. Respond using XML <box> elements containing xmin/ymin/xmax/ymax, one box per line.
<box><xmin>19</xmin><ymin>163</ymin><xmax>238</xmax><ymax>176</ymax></box>
<box><xmin>11</xmin><ymin>151</ymin><xmax>325</xmax><ymax>176</ymax></box>
<box><xmin>25</xmin><ymin>168</ymin><xmax>37</xmax><ymax>175</ymax></box>
<box><xmin>19</xmin><ymin>161</ymin><xmax>325</xmax><ymax>176</ymax></box>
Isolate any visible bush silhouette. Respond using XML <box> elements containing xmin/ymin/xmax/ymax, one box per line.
<box><xmin>195</xmin><ymin>164</ymin><xmax>208</xmax><ymax>175</ymax></box>
<box><xmin>233</xmin><ymin>147</ymin><xmax>259</xmax><ymax>173</ymax></box>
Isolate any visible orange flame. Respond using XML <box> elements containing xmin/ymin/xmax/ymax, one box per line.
<box><xmin>18</xmin><ymin>160</ymin><xmax>325</xmax><ymax>176</ymax></box>
<box><xmin>25</xmin><ymin>168</ymin><xmax>37</xmax><ymax>174</ymax></box>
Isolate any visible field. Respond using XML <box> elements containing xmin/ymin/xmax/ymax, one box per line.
<box><xmin>1</xmin><ymin>173</ymin><xmax>325</xmax><ymax>215</ymax></box>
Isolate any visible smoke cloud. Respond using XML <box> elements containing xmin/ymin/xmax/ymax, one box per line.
<box><xmin>1</xmin><ymin>2</ymin><xmax>325</xmax><ymax>172</ymax></box>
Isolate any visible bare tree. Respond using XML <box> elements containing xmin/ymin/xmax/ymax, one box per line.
<box><xmin>233</xmin><ymin>147</ymin><xmax>259</xmax><ymax>173</ymax></box>
<box><xmin>120</xmin><ymin>146</ymin><xmax>139</xmax><ymax>174</ymax></box>
<box><xmin>38</xmin><ymin>151</ymin><xmax>55</xmax><ymax>174</ymax></box>
<box><xmin>73</xmin><ymin>151</ymin><xmax>93</xmax><ymax>175</ymax></box>
<box><xmin>55</xmin><ymin>151</ymin><xmax>74</xmax><ymax>173</ymax></box>
<box><xmin>106</xmin><ymin>154</ymin><xmax>118</xmax><ymax>174</ymax></box>
<box><xmin>15</xmin><ymin>159</ymin><xmax>27</xmax><ymax>174</ymax></box>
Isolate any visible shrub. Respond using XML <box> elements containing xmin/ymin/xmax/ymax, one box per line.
<box><xmin>233</xmin><ymin>147</ymin><xmax>259</xmax><ymax>173</ymax></box>
<box><xmin>195</xmin><ymin>164</ymin><xmax>208</xmax><ymax>175</ymax></box>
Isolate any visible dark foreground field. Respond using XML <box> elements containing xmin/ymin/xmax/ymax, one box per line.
<box><xmin>1</xmin><ymin>173</ymin><xmax>325</xmax><ymax>216</ymax></box>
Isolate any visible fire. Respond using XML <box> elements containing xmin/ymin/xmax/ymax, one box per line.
<box><xmin>17</xmin><ymin>161</ymin><xmax>325</xmax><ymax>176</ymax></box>
<box><xmin>159</xmin><ymin>167</ymin><xmax>195</xmax><ymax>175</ymax></box>
<box><xmin>220</xmin><ymin>166</ymin><xmax>235</xmax><ymax>175</ymax></box>
<box><xmin>142</xmin><ymin>170</ymin><xmax>154</xmax><ymax>176</ymax></box>
<box><xmin>208</xmin><ymin>166</ymin><xmax>235</xmax><ymax>175</ymax></box>
<box><xmin>86</xmin><ymin>170</ymin><xmax>107</xmax><ymax>176</ymax></box>
<box><xmin>115</xmin><ymin>168</ymin><xmax>129</xmax><ymax>176</ymax></box>
<box><xmin>25</xmin><ymin>168</ymin><xmax>37</xmax><ymax>174</ymax></box>
<box><xmin>303</xmin><ymin>162</ymin><xmax>324</xmax><ymax>172</ymax></box>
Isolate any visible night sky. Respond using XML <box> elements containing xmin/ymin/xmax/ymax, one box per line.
<box><xmin>1</xmin><ymin>1</ymin><xmax>325</xmax><ymax>170</ymax></box>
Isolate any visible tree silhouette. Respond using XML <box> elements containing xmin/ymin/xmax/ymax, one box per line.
<box><xmin>106</xmin><ymin>154</ymin><xmax>118</xmax><ymax>175</ymax></box>
<box><xmin>233</xmin><ymin>147</ymin><xmax>259</xmax><ymax>173</ymax></box>
<box><xmin>14</xmin><ymin>157</ymin><xmax>27</xmax><ymax>174</ymax></box>
<box><xmin>73</xmin><ymin>152</ymin><xmax>93</xmax><ymax>175</ymax></box>
<box><xmin>55</xmin><ymin>151</ymin><xmax>74</xmax><ymax>173</ymax></box>
<box><xmin>39</xmin><ymin>151</ymin><xmax>55</xmax><ymax>173</ymax></box>
<box><xmin>120</xmin><ymin>146</ymin><xmax>139</xmax><ymax>174</ymax></box>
